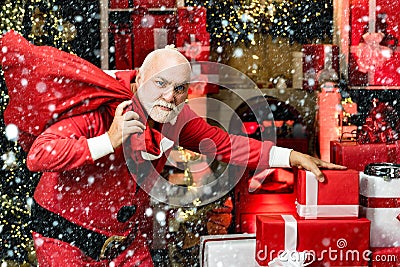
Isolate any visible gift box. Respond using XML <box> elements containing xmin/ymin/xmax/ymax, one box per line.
<box><xmin>349</xmin><ymin>0</ymin><xmax>400</xmax><ymax>86</ymax></box>
<box><xmin>359</xmin><ymin>171</ymin><xmax>400</xmax><ymax>247</ymax></box>
<box><xmin>177</xmin><ymin>7</ymin><xmax>208</xmax><ymax>35</ymax></box>
<box><xmin>330</xmin><ymin>141</ymin><xmax>399</xmax><ymax>171</ymax></box>
<box><xmin>199</xmin><ymin>234</ymin><xmax>257</xmax><ymax>267</ymax></box>
<box><xmin>234</xmin><ymin>168</ymin><xmax>297</xmax><ymax>234</ymax></box>
<box><xmin>256</xmin><ymin>214</ymin><xmax>370</xmax><ymax>266</ymax></box>
<box><xmin>189</xmin><ymin>62</ymin><xmax>219</xmax><ymax>95</ymax></box>
<box><xmin>302</xmin><ymin>44</ymin><xmax>339</xmax><ymax>91</ymax></box>
<box><xmin>132</xmin><ymin>12</ymin><xmax>177</xmax><ymax>68</ymax></box>
<box><xmin>176</xmin><ymin>33</ymin><xmax>210</xmax><ymax>62</ymax></box>
<box><xmin>296</xmin><ymin>170</ymin><xmax>359</xmax><ymax>219</ymax></box>
<box><xmin>370</xmin><ymin>247</ymin><xmax>400</xmax><ymax>267</ymax></box>
<box><xmin>133</xmin><ymin>0</ymin><xmax>176</xmax><ymax>8</ymax></box>
<box><xmin>109</xmin><ymin>23</ymin><xmax>134</xmax><ymax>70</ymax></box>
<box><xmin>109</xmin><ymin>0</ymin><xmax>131</xmax><ymax>9</ymax></box>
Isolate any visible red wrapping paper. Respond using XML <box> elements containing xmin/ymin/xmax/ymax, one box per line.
<box><xmin>110</xmin><ymin>24</ymin><xmax>134</xmax><ymax>70</ymax></box>
<box><xmin>133</xmin><ymin>0</ymin><xmax>176</xmax><ymax>8</ymax></box>
<box><xmin>330</xmin><ymin>141</ymin><xmax>399</xmax><ymax>171</ymax></box>
<box><xmin>109</xmin><ymin>0</ymin><xmax>130</xmax><ymax>9</ymax></box>
<box><xmin>296</xmin><ymin>169</ymin><xmax>359</xmax><ymax>219</ymax></box>
<box><xmin>132</xmin><ymin>12</ymin><xmax>177</xmax><ymax>68</ymax></box>
<box><xmin>177</xmin><ymin>7</ymin><xmax>208</xmax><ymax>35</ymax></box>
<box><xmin>302</xmin><ymin>44</ymin><xmax>339</xmax><ymax>91</ymax></box>
<box><xmin>370</xmin><ymin>247</ymin><xmax>400</xmax><ymax>267</ymax></box>
<box><xmin>255</xmin><ymin>215</ymin><xmax>370</xmax><ymax>266</ymax></box>
<box><xmin>349</xmin><ymin>0</ymin><xmax>400</xmax><ymax>86</ymax></box>
<box><xmin>234</xmin><ymin>168</ymin><xmax>297</xmax><ymax>233</ymax></box>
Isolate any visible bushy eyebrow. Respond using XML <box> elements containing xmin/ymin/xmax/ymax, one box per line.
<box><xmin>153</xmin><ymin>75</ymin><xmax>189</xmax><ymax>86</ymax></box>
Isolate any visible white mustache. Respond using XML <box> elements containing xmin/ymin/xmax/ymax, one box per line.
<box><xmin>153</xmin><ymin>100</ymin><xmax>176</xmax><ymax>110</ymax></box>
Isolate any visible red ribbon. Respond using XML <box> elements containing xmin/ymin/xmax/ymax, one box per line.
<box><xmin>360</xmin><ymin>195</ymin><xmax>400</xmax><ymax>208</ymax></box>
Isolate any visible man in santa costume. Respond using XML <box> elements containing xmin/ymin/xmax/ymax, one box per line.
<box><xmin>0</xmin><ymin>30</ymin><xmax>345</xmax><ymax>266</ymax></box>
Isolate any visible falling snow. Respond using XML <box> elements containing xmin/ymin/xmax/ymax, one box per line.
<box><xmin>1</xmin><ymin>0</ymin><xmax>400</xmax><ymax>266</ymax></box>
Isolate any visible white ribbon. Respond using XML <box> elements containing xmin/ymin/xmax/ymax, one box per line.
<box><xmin>268</xmin><ymin>215</ymin><xmax>308</xmax><ymax>267</ymax></box>
<box><xmin>282</xmin><ymin>215</ymin><xmax>297</xmax><ymax>251</ymax></box>
<box><xmin>296</xmin><ymin>204</ymin><xmax>359</xmax><ymax>219</ymax></box>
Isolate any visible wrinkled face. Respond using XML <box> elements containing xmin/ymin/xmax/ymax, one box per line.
<box><xmin>136</xmin><ymin>62</ymin><xmax>190</xmax><ymax>124</ymax></box>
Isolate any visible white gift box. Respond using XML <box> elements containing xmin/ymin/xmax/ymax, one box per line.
<box><xmin>200</xmin><ymin>234</ymin><xmax>260</xmax><ymax>267</ymax></box>
<box><xmin>359</xmin><ymin>172</ymin><xmax>400</xmax><ymax>247</ymax></box>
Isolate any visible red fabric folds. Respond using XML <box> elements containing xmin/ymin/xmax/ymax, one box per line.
<box><xmin>0</xmin><ymin>30</ymin><xmax>133</xmax><ymax>151</ymax></box>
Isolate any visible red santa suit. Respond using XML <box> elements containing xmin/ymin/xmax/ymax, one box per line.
<box><xmin>0</xmin><ymin>31</ymin><xmax>282</xmax><ymax>266</ymax></box>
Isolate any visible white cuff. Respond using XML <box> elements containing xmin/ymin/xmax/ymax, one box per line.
<box><xmin>87</xmin><ymin>133</ymin><xmax>114</xmax><ymax>161</ymax></box>
<box><xmin>269</xmin><ymin>146</ymin><xmax>292</xmax><ymax>168</ymax></box>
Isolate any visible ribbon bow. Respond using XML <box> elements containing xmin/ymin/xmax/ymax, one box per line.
<box><xmin>355</xmin><ymin>32</ymin><xmax>393</xmax><ymax>73</ymax></box>
<box><xmin>268</xmin><ymin>251</ymin><xmax>309</xmax><ymax>267</ymax></box>
<box><xmin>357</xmin><ymin>100</ymin><xmax>399</xmax><ymax>144</ymax></box>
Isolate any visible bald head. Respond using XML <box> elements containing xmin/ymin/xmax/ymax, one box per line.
<box><xmin>139</xmin><ymin>47</ymin><xmax>191</xmax><ymax>82</ymax></box>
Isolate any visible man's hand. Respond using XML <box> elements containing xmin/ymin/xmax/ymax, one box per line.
<box><xmin>107</xmin><ymin>100</ymin><xmax>146</xmax><ymax>149</ymax></box>
<box><xmin>289</xmin><ymin>150</ymin><xmax>347</xmax><ymax>182</ymax></box>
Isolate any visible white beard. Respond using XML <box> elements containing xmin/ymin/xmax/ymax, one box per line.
<box><xmin>149</xmin><ymin>100</ymin><xmax>184</xmax><ymax>125</ymax></box>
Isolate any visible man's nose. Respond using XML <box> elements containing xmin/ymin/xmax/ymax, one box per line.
<box><xmin>162</xmin><ymin>86</ymin><xmax>174</xmax><ymax>102</ymax></box>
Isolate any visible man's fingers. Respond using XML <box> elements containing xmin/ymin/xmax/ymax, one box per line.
<box><xmin>309</xmin><ymin>165</ymin><xmax>325</xmax><ymax>183</ymax></box>
<box><xmin>315</xmin><ymin>158</ymin><xmax>347</xmax><ymax>170</ymax></box>
<box><xmin>311</xmin><ymin>158</ymin><xmax>347</xmax><ymax>182</ymax></box>
<box><xmin>115</xmin><ymin>100</ymin><xmax>132</xmax><ymax>116</ymax></box>
<box><xmin>124</xmin><ymin>111</ymin><xmax>140</xmax><ymax>121</ymax></box>
<box><xmin>123</xmin><ymin>126</ymin><xmax>145</xmax><ymax>136</ymax></box>
<box><xmin>124</xmin><ymin>120</ymin><xmax>146</xmax><ymax>131</ymax></box>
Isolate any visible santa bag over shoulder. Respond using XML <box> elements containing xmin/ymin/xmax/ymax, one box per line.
<box><xmin>0</xmin><ymin>30</ymin><xmax>133</xmax><ymax>151</ymax></box>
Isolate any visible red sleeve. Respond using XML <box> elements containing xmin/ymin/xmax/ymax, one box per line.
<box><xmin>26</xmin><ymin>112</ymin><xmax>106</xmax><ymax>172</ymax></box>
<box><xmin>177</xmin><ymin>108</ymin><xmax>273</xmax><ymax>169</ymax></box>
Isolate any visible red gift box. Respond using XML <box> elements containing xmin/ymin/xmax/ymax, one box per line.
<box><xmin>234</xmin><ymin>168</ymin><xmax>297</xmax><ymax>234</ymax></box>
<box><xmin>133</xmin><ymin>0</ymin><xmax>176</xmax><ymax>8</ymax></box>
<box><xmin>109</xmin><ymin>0</ymin><xmax>130</xmax><ymax>9</ymax></box>
<box><xmin>370</xmin><ymin>247</ymin><xmax>400</xmax><ymax>267</ymax></box>
<box><xmin>110</xmin><ymin>24</ymin><xmax>134</xmax><ymax>70</ymax></box>
<box><xmin>188</xmin><ymin>62</ymin><xmax>219</xmax><ymax>95</ymax></box>
<box><xmin>177</xmin><ymin>7</ymin><xmax>208</xmax><ymax>35</ymax></box>
<box><xmin>349</xmin><ymin>0</ymin><xmax>400</xmax><ymax>86</ymax></box>
<box><xmin>330</xmin><ymin>141</ymin><xmax>399</xmax><ymax>171</ymax></box>
<box><xmin>302</xmin><ymin>44</ymin><xmax>339</xmax><ymax>91</ymax></box>
<box><xmin>296</xmin><ymin>169</ymin><xmax>359</xmax><ymax>219</ymax></box>
<box><xmin>255</xmin><ymin>214</ymin><xmax>370</xmax><ymax>266</ymax></box>
<box><xmin>132</xmin><ymin>12</ymin><xmax>177</xmax><ymax>68</ymax></box>
<box><xmin>176</xmin><ymin>33</ymin><xmax>210</xmax><ymax>62</ymax></box>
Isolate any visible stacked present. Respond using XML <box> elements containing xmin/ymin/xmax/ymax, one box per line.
<box><xmin>359</xmin><ymin>163</ymin><xmax>400</xmax><ymax>266</ymax></box>
<box><xmin>176</xmin><ymin>6</ymin><xmax>210</xmax><ymax>62</ymax></box>
<box><xmin>349</xmin><ymin>0</ymin><xmax>400</xmax><ymax>86</ymax></box>
<box><xmin>132</xmin><ymin>7</ymin><xmax>177</xmax><ymax>68</ymax></box>
<box><xmin>331</xmin><ymin>99</ymin><xmax>400</xmax><ymax>171</ymax></box>
<box><xmin>256</xmin><ymin>169</ymin><xmax>371</xmax><ymax>266</ymax></box>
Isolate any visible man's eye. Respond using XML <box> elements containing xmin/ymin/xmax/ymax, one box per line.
<box><xmin>174</xmin><ymin>85</ymin><xmax>186</xmax><ymax>93</ymax></box>
<box><xmin>155</xmin><ymin>80</ymin><xmax>165</xmax><ymax>87</ymax></box>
